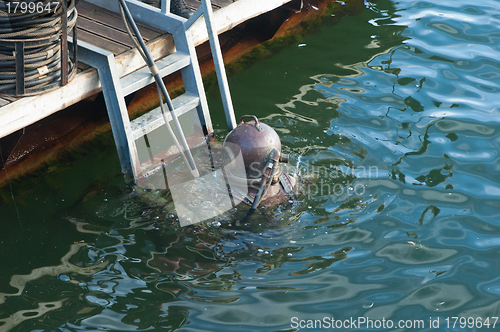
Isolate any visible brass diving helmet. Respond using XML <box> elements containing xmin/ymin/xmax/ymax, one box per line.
<box><xmin>223</xmin><ymin>115</ymin><xmax>294</xmax><ymax>210</ymax></box>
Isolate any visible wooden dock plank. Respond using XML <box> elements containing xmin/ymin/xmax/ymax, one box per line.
<box><xmin>78</xmin><ymin>16</ymin><xmax>137</xmax><ymax>48</ymax></box>
<box><xmin>184</xmin><ymin>0</ymin><xmax>202</xmax><ymax>9</ymax></box>
<box><xmin>0</xmin><ymin>98</ymin><xmax>10</xmax><ymax>107</ymax></box>
<box><xmin>1</xmin><ymin>96</ymin><xmax>18</xmax><ymax>102</ymax></box>
<box><xmin>77</xmin><ymin>1</ymin><xmax>163</xmax><ymax>38</ymax></box>
<box><xmin>77</xmin><ymin>28</ymin><xmax>130</xmax><ymax>55</ymax></box>
<box><xmin>184</xmin><ymin>0</ymin><xmax>201</xmax><ymax>10</ymax></box>
<box><xmin>76</xmin><ymin>1</ymin><xmax>166</xmax><ymax>56</ymax></box>
<box><xmin>212</xmin><ymin>0</ymin><xmax>235</xmax><ymax>7</ymax></box>
<box><xmin>185</xmin><ymin>0</ymin><xmax>220</xmax><ymax>10</ymax></box>
<box><xmin>78</xmin><ymin>62</ymin><xmax>91</xmax><ymax>71</ymax></box>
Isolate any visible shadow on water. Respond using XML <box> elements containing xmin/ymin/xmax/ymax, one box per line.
<box><xmin>2</xmin><ymin>0</ymin><xmax>500</xmax><ymax>330</ymax></box>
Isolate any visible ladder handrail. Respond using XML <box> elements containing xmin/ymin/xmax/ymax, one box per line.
<box><xmin>119</xmin><ymin>0</ymin><xmax>200</xmax><ymax>178</ymax></box>
<box><xmin>160</xmin><ymin>0</ymin><xmax>170</xmax><ymax>13</ymax></box>
<box><xmin>184</xmin><ymin>0</ymin><xmax>237</xmax><ymax>131</ymax></box>
<box><xmin>78</xmin><ymin>0</ymin><xmax>236</xmax><ymax>181</ymax></box>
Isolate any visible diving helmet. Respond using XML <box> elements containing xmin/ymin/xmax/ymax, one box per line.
<box><xmin>223</xmin><ymin>115</ymin><xmax>283</xmax><ymax>179</ymax></box>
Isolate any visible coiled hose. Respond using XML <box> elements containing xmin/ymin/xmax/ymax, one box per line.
<box><xmin>0</xmin><ymin>0</ymin><xmax>77</xmax><ymax>94</ymax></box>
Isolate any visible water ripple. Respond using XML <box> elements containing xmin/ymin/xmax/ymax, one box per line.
<box><xmin>2</xmin><ymin>0</ymin><xmax>500</xmax><ymax>331</ymax></box>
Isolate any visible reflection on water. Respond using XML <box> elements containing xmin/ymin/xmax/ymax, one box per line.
<box><xmin>2</xmin><ymin>0</ymin><xmax>500</xmax><ymax>330</ymax></box>
<box><xmin>0</xmin><ymin>242</ymin><xmax>109</xmax><ymax>331</ymax></box>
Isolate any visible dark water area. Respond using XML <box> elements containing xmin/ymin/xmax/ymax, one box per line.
<box><xmin>2</xmin><ymin>0</ymin><xmax>500</xmax><ymax>330</ymax></box>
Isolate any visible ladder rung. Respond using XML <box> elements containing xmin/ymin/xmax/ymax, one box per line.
<box><xmin>130</xmin><ymin>92</ymin><xmax>200</xmax><ymax>140</ymax></box>
<box><xmin>120</xmin><ymin>52</ymin><xmax>191</xmax><ymax>96</ymax></box>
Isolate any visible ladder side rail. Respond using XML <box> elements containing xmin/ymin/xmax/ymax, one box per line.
<box><xmin>173</xmin><ymin>25</ymin><xmax>213</xmax><ymax>135</ymax></box>
<box><xmin>122</xmin><ymin>0</ymin><xmax>214</xmax><ymax>134</ymax></box>
<box><xmin>77</xmin><ymin>41</ymin><xmax>141</xmax><ymax>179</ymax></box>
<box><xmin>160</xmin><ymin>0</ymin><xmax>171</xmax><ymax>14</ymax></box>
<box><xmin>119</xmin><ymin>0</ymin><xmax>200</xmax><ymax>177</ymax></box>
<box><xmin>122</xmin><ymin>0</ymin><xmax>234</xmax><ymax>134</ymax></box>
<box><xmin>184</xmin><ymin>7</ymin><xmax>204</xmax><ymax>29</ymax></box>
<box><xmin>200</xmin><ymin>0</ymin><xmax>237</xmax><ymax>131</ymax></box>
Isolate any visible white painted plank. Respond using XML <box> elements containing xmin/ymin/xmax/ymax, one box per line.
<box><xmin>187</xmin><ymin>0</ymin><xmax>292</xmax><ymax>45</ymax></box>
<box><xmin>0</xmin><ymin>69</ymin><xmax>102</xmax><ymax>139</ymax></box>
<box><xmin>1</xmin><ymin>96</ymin><xmax>18</xmax><ymax>102</ymax></box>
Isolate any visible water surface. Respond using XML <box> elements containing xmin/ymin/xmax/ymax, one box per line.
<box><xmin>2</xmin><ymin>0</ymin><xmax>500</xmax><ymax>331</ymax></box>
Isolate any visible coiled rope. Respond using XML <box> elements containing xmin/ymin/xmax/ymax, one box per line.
<box><xmin>0</xmin><ymin>0</ymin><xmax>77</xmax><ymax>94</ymax></box>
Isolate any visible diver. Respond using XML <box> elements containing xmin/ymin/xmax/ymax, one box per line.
<box><xmin>222</xmin><ymin>115</ymin><xmax>298</xmax><ymax>211</ymax></box>
<box><xmin>135</xmin><ymin>115</ymin><xmax>301</xmax><ymax>227</ymax></box>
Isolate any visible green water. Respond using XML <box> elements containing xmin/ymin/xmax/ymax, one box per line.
<box><xmin>2</xmin><ymin>0</ymin><xmax>500</xmax><ymax>330</ymax></box>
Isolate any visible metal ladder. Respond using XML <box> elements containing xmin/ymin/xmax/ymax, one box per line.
<box><xmin>76</xmin><ymin>0</ymin><xmax>237</xmax><ymax>181</ymax></box>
